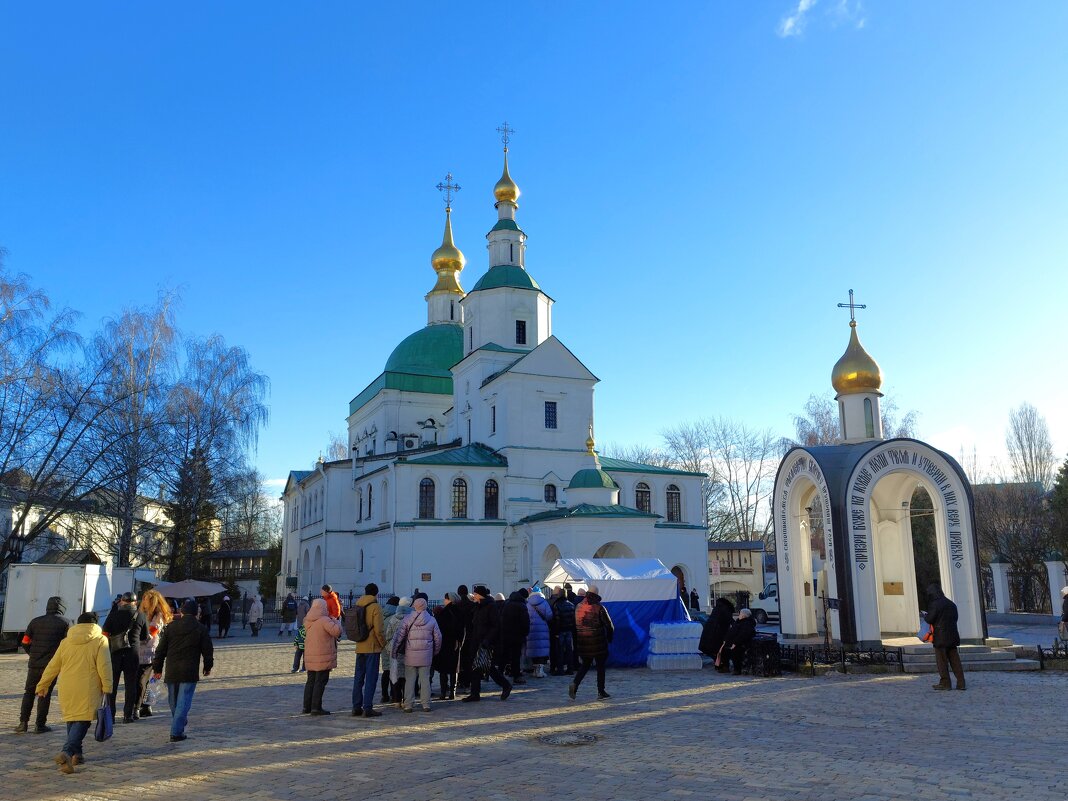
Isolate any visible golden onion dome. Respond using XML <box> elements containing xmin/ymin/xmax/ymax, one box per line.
<box><xmin>493</xmin><ymin>151</ymin><xmax>520</xmax><ymax>204</ymax></box>
<box><xmin>831</xmin><ymin>321</ymin><xmax>883</xmax><ymax>394</ymax></box>
<box><xmin>430</xmin><ymin>209</ymin><xmax>466</xmax><ymax>274</ymax></box>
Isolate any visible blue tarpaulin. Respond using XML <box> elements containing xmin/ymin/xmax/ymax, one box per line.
<box><xmin>542</xmin><ymin>558</ymin><xmax>689</xmax><ymax>667</ymax></box>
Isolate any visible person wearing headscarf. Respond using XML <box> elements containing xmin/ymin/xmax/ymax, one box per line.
<box><xmin>137</xmin><ymin>589</ymin><xmax>173</xmax><ymax>718</ymax></box>
<box><xmin>247</xmin><ymin>595</ymin><xmax>264</xmax><ymax>636</ymax></box>
<box><xmin>392</xmin><ymin>597</ymin><xmax>442</xmax><ymax>712</ymax></box>
<box><xmin>383</xmin><ymin>596</ymin><xmax>412</xmax><ymax>704</ymax></box>
<box><xmin>216</xmin><ymin>595</ymin><xmax>232</xmax><ymax>639</ymax></box>
<box><xmin>699</xmin><ymin>596</ymin><xmax>736</xmax><ymax>662</ymax></box>
<box><xmin>301</xmin><ymin>598</ymin><xmax>342</xmax><ymax>715</ymax></box>
<box><xmin>925</xmin><ymin>584</ymin><xmax>965</xmax><ymax>691</ymax></box>
<box><xmin>16</xmin><ymin>596</ymin><xmax>69</xmax><ymax>734</ymax></box>
<box><xmin>718</xmin><ymin>608</ymin><xmax>756</xmax><ymax>675</ymax></box>
<box><xmin>568</xmin><ymin>583</ymin><xmax>614</xmax><ymax>701</ymax></box>
<box><xmin>35</xmin><ymin>611</ymin><xmax>111</xmax><ymax>773</ymax></box>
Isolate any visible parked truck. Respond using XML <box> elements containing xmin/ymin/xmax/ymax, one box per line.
<box><xmin>1</xmin><ymin>563</ymin><xmax>157</xmax><ymax>634</ymax></box>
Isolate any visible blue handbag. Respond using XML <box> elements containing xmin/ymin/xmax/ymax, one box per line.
<box><xmin>94</xmin><ymin>696</ymin><xmax>113</xmax><ymax>742</ymax></box>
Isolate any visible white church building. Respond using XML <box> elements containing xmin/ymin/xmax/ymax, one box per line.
<box><xmin>279</xmin><ymin>140</ymin><xmax>708</xmax><ymax>604</ymax></box>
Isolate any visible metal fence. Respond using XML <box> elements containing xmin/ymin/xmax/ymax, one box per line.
<box><xmin>1034</xmin><ymin>639</ymin><xmax>1068</xmax><ymax>669</ymax></box>
<box><xmin>780</xmin><ymin>643</ymin><xmax>904</xmax><ymax>673</ymax></box>
<box><xmin>1007</xmin><ymin>569</ymin><xmax>1051</xmax><ymax>614</ymax></box>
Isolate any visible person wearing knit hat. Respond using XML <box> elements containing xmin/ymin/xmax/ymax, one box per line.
<box><xmin>462</xmin><ymin>585</ymin><xmax>512</xmax><ymax>703</ymax></box>
<box><xmin>152</xmin><ymin>598</ymin><xmax>214</xmax><ymax>742</ymax></box>
<box><xmin>16</xmin><ymin>596</ymin><xmax>69</xmax><ymax>734</ymax></box>
<box><xmin>383</xmin><ymin>596</ymin><xmax>414</xmax><ymax>705</ymax></box>
<box><xmin>392</xmin><ymin>597</ymin><xmax>442</xmax><ymax>712</ymax></box>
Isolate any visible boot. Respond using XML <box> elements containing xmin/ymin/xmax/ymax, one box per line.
<box><xmin>139</xmin><ymin>705</ymin><xmax>152</xmax><ymax>718</ymax></box>
<box><xmin>932</xmin><ymin>680</ymin><xmax>951</xmax><ymax>691</ymax></box>
<box><xmin>955</xmin><ymin>681</ymin><xmax>966</xmax><ymax>691</ymax></box>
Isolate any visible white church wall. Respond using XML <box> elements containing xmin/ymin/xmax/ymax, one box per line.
<box><xmin>392</xmin><ymin>525</ymin><xmax>506</xmax><ymax>600</ymax></box>
<box><xmin>462</xmin><ymin>286</ymin><xmax>551</xmax><ymax>353</ymax></box>
<box><xmin>348</xmin><ymin>389</ymin><xmax>452</xmax><ymax>456</ymax></box>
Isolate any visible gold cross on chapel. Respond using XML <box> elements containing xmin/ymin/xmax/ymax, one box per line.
<box><xmin>837</xmin><ymin>288</ymin><xmax>867</xmax><ymax>323</ymax></box>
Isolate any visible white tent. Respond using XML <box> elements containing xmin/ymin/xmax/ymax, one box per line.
<box><xmin>542</xmin><ymin>558</ymin><xmax>678</xmax><ymax>602</ymax></box>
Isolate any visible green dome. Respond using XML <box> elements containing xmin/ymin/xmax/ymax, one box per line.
<box><xmin>470</xmin><ymin>264</ymin><xmax>541</xmax><ymax>292</ymax></box>
<box><xmin>384</xmin><ymin>324</ymin><xmax>463</xmax><ymax>376</ymax></box>
<box><xmin>568</xmin><ymin>468</ymin><xmax>618</xmax><ymax>490</ymax></box>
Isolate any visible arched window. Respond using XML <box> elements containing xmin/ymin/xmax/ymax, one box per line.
<box><xmin>484</xmin><ymin>479</ymin><xmax>499</xmax><ymax>519</ymax></box>
<box><xmin>359</xmin><ymin>549</ymin><xmax>364</xmax><ymax>572</ymax></box>
<box><xmin>666</xmin><ymin>484</ymin><xmax>682</xmax><ymax>522</ymax></box>
<box><xmin>635</xmin><ymin>482</ymin><xmax>651</xmax><ymax>513</ymax></box>
<box><xmin>357</xmin><ymin>490</ymin><xmax>363</xmax><ymax>522</ymax></box>
<box><xmin>367</xmin><ymin>484</ymin><xmax>373</xmax><ymax>517</ymax></box>
<box><xmin>452</xmin><ymin>478</ymin><xmax>468</xmax><ymax>518</ymax></box>
<box><xmin>418</xmin><ymin>478</ymin><xmax>435</xmax><ymax>519</ymax></box>
<box><xmin>544</xmin><ymin>483</ymin><xmax>557</xmax><ymax>503</ymax></box>
<box><xmin>864</xmin><ymin>397</ymin><xmax>875</xmax><ymax>439</ymax></box>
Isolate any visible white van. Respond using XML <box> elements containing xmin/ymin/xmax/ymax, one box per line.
<box><xmin>748</xmin><ymin>581</ymin><xmax>779</xmax><ymax>624</ymax></box>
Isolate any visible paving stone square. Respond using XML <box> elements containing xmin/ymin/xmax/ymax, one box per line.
<box><xmin>1</xmin><ymin>635</ymin><xmax>1065</xmax><ymax>801</ymax></box>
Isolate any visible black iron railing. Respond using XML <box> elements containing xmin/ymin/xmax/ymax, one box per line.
<box><xmin>780</xmin><ymin>643</ymin><xmax>904</xmax><ymax>673</ymax></box>
<box><xmin>1035</xmin><ymin>640</ymin><xmax>1068</xmax><ymax>669</ymax></box>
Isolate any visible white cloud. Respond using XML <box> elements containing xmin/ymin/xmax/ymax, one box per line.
<box><xmin>779</xmin><ymin>0</ymin><xmax>818</xmax><ymax>38</ymax></box>
<box><xmin>262</xmin><ymin>477</ymin><xmax>287</xmax><ymax>489</ymax></box>
<box><xmin>830</xmin><ymin>0</ymin><xmax>867</xmax><ymax>30</ymax></box>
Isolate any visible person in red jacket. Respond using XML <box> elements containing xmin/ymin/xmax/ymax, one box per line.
<box><xmin>568</xmin><ymin>584</ymin><xmax>614</xmax><ymax>701</ymax></box>
<box><xmin>321</xmin><ymin>584</ymin><xmax>342</xmax><ymax>619</ymax></box>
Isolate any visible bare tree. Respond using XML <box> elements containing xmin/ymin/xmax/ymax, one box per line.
<box><xmin>1006</xmin><ymin>402</ymin><xmax>1056</xmax><ymax>489</ymax></box>
<box><xmin>602</xmin><ymin>442</ymin><xmax>674</xmax><ymax>468</ymax></box>
<box><xmin>220</xmin><ymin>468</ymin><xmax>280</xmax><ymax>550</ymax></box>
<box><xmin>782</xmin><ymin>392</ymin><xmax>918</xmax><ymax>452</ymax></box>
<box><xmin>325</xmin><ymin>432</ymin><xmax>349</xmax><ymax>462</ymax></box>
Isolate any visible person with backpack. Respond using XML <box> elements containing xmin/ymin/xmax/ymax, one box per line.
<box><xmin>279</xmin><ymin>593</ymin><xmax>298</xmax><ymax>636</ymax></box>
<box><xmin>349</xmin><ymin>582</ymin><xmax>385</xmax><ymax>718</ymax></box>
<box><xmin>101</xmin><ymin>592</ymin><xmax>147</xmax><ymax>723</ymax></box>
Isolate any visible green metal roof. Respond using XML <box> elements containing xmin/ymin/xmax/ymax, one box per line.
<box><xmin>479</xmin><ymin>342</ymin><xmax>529</xmax><ymax>354</ymax></box>
<box><xmin>567</xmin><ymin>468</ymin><xmax>619</xmax><ymax>490</ymax></box>
<box><xmin>384</xmin><ymin>323</ymin><xmax>462</xmax><ymax>376</ymax></box>
<box><xmin>402</xmin><ymin>442</ymin><xmax>507</xmax><ymax>468</ymax></box>
<box><xmin>598</xmin><ymin>456</ymin><xmax>706</xmax><ymax>477</ymax></box>
<box><xmin>489</xmin><ymin>219</ymin><xmax>525</xmax><ymax>235</ymax></box>
<box><xmin>519</xmin><ymin>503</ymin><xmax>659</xmax><ymax>524</ymax></box>
<box><xmin>349</xmin><ymin>372</ymin><xmax>454</xmax><ymax>416</ymax></box>
<box><xmin>470</xmin><ymin>265</ymin><xmax>541</xmax><ymax>292</ymax></box>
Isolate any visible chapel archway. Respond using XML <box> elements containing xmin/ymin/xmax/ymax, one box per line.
<box><xmin>594</xmin><ymin>541</ymin><xmax>634</xmax><ymax>559</ymax></box>
<box><xmin>541</xmin><ymin>544</ymin><xmax>561</xmax><ymax>579</ymax></box>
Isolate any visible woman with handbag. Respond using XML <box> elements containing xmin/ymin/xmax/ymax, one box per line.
<box><xmin>137</xmin><ymin>589</ymin><xmax>173</xmax><ymax>718</ymax></box>
<box><xmin>35</xmin><ymin>611</ymin><xmax>112</xmax><ymax>774</ymax></box>
<box><xmin>393</xmin><ymin>597</ymin><xmax>442</xmax><ymax>712</ymax></box>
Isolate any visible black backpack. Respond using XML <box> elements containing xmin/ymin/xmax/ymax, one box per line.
<box><xmin>344</xmin><ymin>602</ymin><xmax>374</xmax><ymax>642</ymax></box>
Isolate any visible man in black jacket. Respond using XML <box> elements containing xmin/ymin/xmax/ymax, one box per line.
<box><xmin>102</xmin><ymin>592</ymin><xmax>148</xmax><ymax>723</ymax></box>
<box><xmin>925</xmin><ymin>583</ymin><xmax>965</xmax><ymax>691</ymax></box>
<box><xmin>549</xmin><ymin>588</ymin><xmax>576</xmax><ymax>675</ymax></box>
<box><xmin>461</xmin><ymin>586</ymin><xmax>512</xmax><ymax>702</ymax></box>
<box><xmin>500</xmin><ymin>589</ymin><xmax>531</xmax><ymax>683</ymax></box>
<box><xmin>455</xmin><ymin>585</ymin><xmax>475</xmax><ymax>693</ymax></box>
<box><xmin>16</xmin><ymin>596</ymin><xmax>69</xmax><ymax>734</ymax></box>
<box><xmin>152</xmin><ymin>599</ymin><xmax>214</xmax><ymax>742</ymax></box>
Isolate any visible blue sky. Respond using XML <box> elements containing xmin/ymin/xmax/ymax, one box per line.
<box><xmin>3</xmin><ymin>2</ymin><xmax>1066</xmax><ymax>489</ymax></box>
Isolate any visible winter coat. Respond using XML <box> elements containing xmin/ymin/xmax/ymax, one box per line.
<box><xmin>432</xmin><ymin>604</ymin><xmax>462</xmax><ymax>674</ymax></box>
<box><xmin>699</xmin><ymin>597</ymin><xmax>735</xmax><ymax>658</ymax></box>
<box><xmin>324</xmin><ymin>591</ymin><xmax>342</xmax><ymax>620</ymax></box>
<box><xmin>525</xmin><ymin>593</ymin><xmax>554</xmax><ymax>658</ymax></box>
<box><xmin>382</xmin><ymin>605</ymin><xmax>411</xmax><ymax>671</ymax></box>
<box><xmin>392</xmin><ymin>608</ymin><xmax>442</xmax><ymax>668</ymax></box>
<box><xmin>471</xmin><ymin>596</ymin><xmax>500</xmax><ymax>652</ymax></box>
<box><xmin>22</xmin><ymin>611</ymin><xmax>70</xmax><ymax>670</ymax></box>
<box><xmin>36</xmin><ymin>623</ymin><xmax>112</xmax><ymax>722</ymax></box>
<box><xmin>152</xmin><ymin>614</ymin><xmax>214</xmax><ymax>683</ymax></box>
<box><xmin>138</xmin><ymin>613</ymin><xmax>168</xmax><ymax>665</ymax></box>
<box><xmin>353</xmin><ymin>594</ymin><xmax>386</xmax><ymax>653</ymax></box>
<box><xmin>282</xmin><ymin>595</ymin><xmax>298</xmax><ymax>623</ymax></box>
<box><xmin>500</xmin><ymin>592</ymin><xmax>531</xmax><ymax>647</ymax></box>
<box><xmin>248</xmin><ymin>599</ymin><xmax>264</xmax><ymax>623</ymax></box>
<box><xmin>217</xmin><ymin>601</ymin><xmax>231</xmax><ymax>627</ymax></box>
<box><xmin>102</xmin><ymin>603</ymin><xmax>148</xmax><ymax>652</ymax></box>
<box><xmin>723</xmin><ymin>616</ymin><xmax>757</xmax><ymax>649</ymax></box>
<box><xmin>574</xmin><ymin>593</ymin><xmax>614</xmax><ymax>660</ymax></box>
<box><xmin>551</xmin><ymin>596</ymin><xmax>576</xmax><ymax>635</ymax></box>
<box><xmin>303</xmin><ymin>599</ymin><xmax>342</xmax><ymax>671</ymax></box>
<box><xmin>924</xmin><ymin>585</ymin><xmax>961</xmax><ymax>648</ymax></box>
<box><xmin>296</xmin><ymin>598</ymin><xmax>311</xmax><ymax>626</ymax></box>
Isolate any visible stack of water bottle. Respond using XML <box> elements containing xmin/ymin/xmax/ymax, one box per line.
<box><xmin>646</xmin><ymin>620</ymin><xmax>703</xmax><ymax>670</ymax></box>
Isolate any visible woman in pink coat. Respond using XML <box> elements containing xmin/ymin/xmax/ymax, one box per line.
<box><xmin>302</xmin><ymin>598</ymin><xmax>341</xmax><ymax>715</ymax></box>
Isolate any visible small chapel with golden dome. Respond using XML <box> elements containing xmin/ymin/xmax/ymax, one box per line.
<box><xmin>278</xmin><ymin>129</ymin><xmax>709</xmax><ymax>603</ymax></box>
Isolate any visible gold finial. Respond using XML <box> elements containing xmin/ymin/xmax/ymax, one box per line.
<box><xmin>585</xmin><ymin>423</ymin><xmax>595</xmax><ymax>455</ymax></box>
<box><xmin>493</xmin><ymin>122</ymin><xmax>520</xmax><ymax>205</ymax></box>
<box><xmin>430</xmin><ymin>174</ymin><xmax>465</xmax><ymax>295</ymax></box>
<box><xmin>831</xmin><ymin>289</ymin><xmax>882</xmax><ymax>394</ymax></box>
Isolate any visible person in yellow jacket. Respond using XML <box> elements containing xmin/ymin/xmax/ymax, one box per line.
<box><xmin>35</xmin><ymin>611</ymin><xmax>112</xmax><ymax>774</ymax></box>
<box><xmin>349</xmin><ymin>582</ymin><xmax>386</xmax><ymax>718</ymax></box>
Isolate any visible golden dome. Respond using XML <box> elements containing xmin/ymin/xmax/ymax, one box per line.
<box><xmin>429</xmin><ymin>209</ymin><xmax>465</xmax><ymax>295</ymax></box>
<box><xmin>831</xmin><ymin>321</ymin><xmax>883</xmax><ymax>394</ymax></box>
<box><xmin>493</xmin><ymin>151</ymin><xmax>520</xmax><ymax>205</ymax></box>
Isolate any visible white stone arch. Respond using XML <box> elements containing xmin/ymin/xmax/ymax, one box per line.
<box><xmin>380</xmin><ymin>479</ymin><xmax>388</xmax><ymax>520</ymax></box>
<box><xmin>313</xmin><ymin>545</ymin><xmax>323</xmax><ymax>588</ymax></box>
<box><xmin>541</xmin><ymin>543</ymin><xmax>562</xmax><ymax>578</ymax></box>
<box><xmin>844</xmin><ymin>440</ymin><xmax>982</xmax><ymax>644</ymax></box>
<box><xmin>594</xmin><ymin>541</ymin><xmax>635</xmax><ymax>559</ymax></box>
<box><xmin>773</xmin><ymin>449</ymin><xmax>838</xmax><ymax>640</ymax></box>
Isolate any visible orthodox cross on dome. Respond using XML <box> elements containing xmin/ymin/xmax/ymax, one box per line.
<box><xmin>496</xmin><ymin>121</ymin><xmax>516</xmax><ymax>152</ymax></box>
<box><xmin>836</xmin><ymin>288</ymin><xmax>867</xmax><ymax>324</ymax></box>
<box><xmin>435</xmin><ymin>173</ymin><xmax>461</xmax><ymax>211</ymax></box>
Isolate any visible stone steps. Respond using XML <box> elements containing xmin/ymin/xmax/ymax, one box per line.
<box><xmin>895</xmin><ymin>638</ymin><xmax>1040</xmax><ymax>672</ymax></box>
<box><xmin>902</xmin><ymin>658</ymin><xmax>1040</xmax><ymax>673</ymax></box>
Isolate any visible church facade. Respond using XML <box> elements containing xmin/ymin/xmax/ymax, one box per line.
<box><xmin>772</xmin><ymin>311</ymin><xmax>986</xmax><ymax>647</ymax></box>
<box><xmin>279</xmin><ymin>143</ymin><xmax>708</xmax><ymax>603</ymax></box>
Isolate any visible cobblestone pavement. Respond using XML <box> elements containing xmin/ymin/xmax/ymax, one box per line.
<box><xmin>2</xmin><ymin>636</ymin><xmax>1065</xmax><ymax>801</ymax></box>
